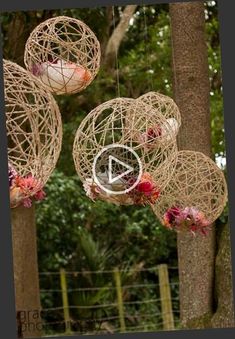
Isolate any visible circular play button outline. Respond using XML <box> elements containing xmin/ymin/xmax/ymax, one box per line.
<box><xmin>92</xmin><ymin>144</ymin><xmax>143</xmax><ymax>195</ymax></box>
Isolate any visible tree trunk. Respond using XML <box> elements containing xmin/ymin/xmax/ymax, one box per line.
<box><xmin>211</xmin><ymin>223</ymin><xmax>235</xmax><ymax>328</ymax></box>
<box><xmin>4</xmin><ymin>13</ymin><xmax>46</xmax><ymax>338</ymax></box>
<box><xmin>170</xmin><ymin>1</ymin><xmax>215</xmax><ymax>328</ymax></box>
<box><xmin>100</xmin><ymin>7</ymin><xmax>113</xmax><ymax>57</ymax></box>
<box><xmin>170</xmin><ymin>1</ymin><xmax>234</xmax><ymax>329</ymax></box>
<box><xmin>4</xmin><ymin>11</ymin><xmax>54</xmax><ymax>66</ymax></box>
<box><xmin>104</xmin><ymin>5</ymin><xmax>137</xmax><ymax>69</ymax></box>
<box><xmin>11</xmin><ymin>204</ymin><xmax>42</xmax><ymax>338</ymax></box>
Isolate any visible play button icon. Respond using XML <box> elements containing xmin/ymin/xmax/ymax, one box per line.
<box><xmin>92</xmin><ymin>144</ymin><xmax>143</xmax><ymax>195</ymax></box>
<box><xmin>108</xmin><ymin>155</ymin><xmax>134</xmax><ymax>184</ymax></box>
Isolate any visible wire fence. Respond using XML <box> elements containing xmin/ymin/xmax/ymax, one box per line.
<box><xmin>35</xmin><ymin>264</ymin><xmax>180</xmax><ymax>336</ymax></box>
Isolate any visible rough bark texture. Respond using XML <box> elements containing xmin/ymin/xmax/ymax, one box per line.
<box><xmin>5</xmin><ymin>13</ymin><xmax>46</xmax><ymax>338</ymax></box>
<box><xmin>104</xmin><ymin>5</ymin><xmax>137</xmax><ymax>69</ymax></box>
<box><xmin>11</xmin><ymin>204</ymin><xmax>42</xmax><ymax>338</ymax></box>
<box><xmin>170</xmin><ymin>1</ymin><xmax>215</xmax><ymax>328</ymax></box>
<box><xmin>211</xmin><ymin>224</ymin><xmax>235</xmax><ymax>328</ymax></box>
<box><xmin>170</xmin><ymin>1</ymin><xmax>234</xmax><ymax>329</ymax></box>
<box><xmin>100</xmin><ymin>7</ymin><xmax>113</xmax><ymax>57</ymax></box>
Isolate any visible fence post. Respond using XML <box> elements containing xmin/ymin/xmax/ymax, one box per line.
<box><xmin>158</xmin><ymin>264</ymin><xmax>175</xmax><ymax>330</ymax></box>
<box><xmin>113</xmin><ymin>268</ymin><xmax>126</xmax><ymax>332</ymax></box>
<box><xmin>60</xmin><ymin>268</ymin><xmax>72</xmax><ymax>334</ymax></box>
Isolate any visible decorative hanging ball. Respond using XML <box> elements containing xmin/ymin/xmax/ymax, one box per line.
<box><xmin>24</xmin><ymin>16</ymin><xmax>101</xmax><ymax>95</ymax></box>
<box><xmin>137</xmin><ymin>92</ymin><xmax>181</xmax><ymax>139</ymax></box>
<box><xmin>152</xmin><ymin>150</ymin><xmax>228</xmax><ymax>235</ymax></box>
<box><xmin>73</xmin><ymin>97</ymin><xmax>178</xmax><ymax>206</ymax></box>
<box><xmin>4</xmin><ymin>59</ymin><xmax>63</xmax><ymax>208</ymax></box>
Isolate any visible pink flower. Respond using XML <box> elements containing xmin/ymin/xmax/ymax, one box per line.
<box><xmin>146</xmin><ymin>126</ymin><xmax>162</xmax><ymax>141</ymax></box>
<box><xmin>163</xmin><ymin>205</ymin><xmax>210</xmax><ymax>236</ymax></box>
<box><xmin>136</xmin><ymin>181</ymin><xmax>154</xmax><ymax>196</ymax></box>
<box><xmin>163</xmin><ymin>206</ymin><xmax>181</xmax><ymax>228</ymax></box>
<box><xmin>34</xmin><ymin>190</ymin><xmax>46</xmax><ymax>201</ymax></box>
<box><xmin>22</xmin><ymin>198</ymin><xmax>32</xmax><ymax>208</ymax></box>
<box><xmin>129</xmin><ymin>172</ymin><xmax>160</xmax><ymax>205</ymax></box>
<box><xmin>8</xmin><ymin>163</ymin><xmax>18</xmax><ymax>188</ymax></box>
<box><xmin>138</xmin><ymin>125</ymin><xmax>162</xmax><ymax>150</ymax></box>
<box><xmin>10</xmin><ymin>174</ymin><xmax>45</xmax><ymax>207</ymax></box>
<box><xmin>31</xmin><ymin>63</ymin><xmax>44</xmax><ymax>76</ymax></box>
<box><xmin>15</xmin><ymin>175</ymin><xmax>42</xmax><ymax>194</ymax></box>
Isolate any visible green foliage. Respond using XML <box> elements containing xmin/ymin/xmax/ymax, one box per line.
<box><xmin>205</xmin><ymin>2</ymin><xmax>226</xmax><ymax>160</ymax></box>
<box><xmin>36</xmin><ymin>170</ymin><xmax>177</xmax><ymax>272</ymax></box>
<box><xmin>120</xmin><ymin>7</ymin><xmax>172</xmax><ymax>98</ymax></box>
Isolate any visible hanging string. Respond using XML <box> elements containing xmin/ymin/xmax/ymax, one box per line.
<box><xmin>142</xmin><ymin>3</ymin><xmax>154</xmax><ymax>91</ymax></box>
<box><xmin>112</xmin><ymin>6</ymin><xmax>121</xmax><ymax>98</ymax></box>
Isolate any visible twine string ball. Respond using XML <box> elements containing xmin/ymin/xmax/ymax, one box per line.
<box><xmin>24</xmin><ymin>16</ymin><xmax>101</xmax><ymax>95</ymax></box>
<box><xmin>152</xmin><ymin>150</ymin><xmax>228</xmax><ymax>235</ymax></box>
<box><xmin>4</xmin><ymin>59</ymin><xmax>63</xmax><ymax>208</ymax></box>
<box><xmin>137</xmin><ymin>91</ymin><xmax>181</xmax><ymax>139</ymax></box>
<box><xmin>73</xmin><ymin>97</ymin><xmax>178</xmax><ymax>206</ymax></box>
<box><xmin>125</xmin><ymin>92</ymin><xmax>181</xmax><ymax>149</ymax></box>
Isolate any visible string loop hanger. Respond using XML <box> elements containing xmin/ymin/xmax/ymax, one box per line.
<box><xmin>143</xmin><ymin>4</ymin><xmax>154</xmax><ymax>92</ymax></box>
<box><xmin>112</xmin><ymin>6</ymin><xmax>121</xmax><ymax>98</ymax></box>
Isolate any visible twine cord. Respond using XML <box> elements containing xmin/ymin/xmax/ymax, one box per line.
<box><xmin>112</xmin><ymin>6</ymin><xmax>121</xmax><ymax>98</ymax></box>
<box><xmin>142</xmin><ymin>3</ymin><xmax>154</xmax><ymax>91</ymax></box>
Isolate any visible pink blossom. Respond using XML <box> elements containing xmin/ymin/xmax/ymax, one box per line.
<box><xmin>34</xmin><ymin>190</ymin><xmax>46</xmax><ymax>201</ymax></box>
<box><xmin>163</xmin><ymin>206</ymin><xmax>210</xmax><ymax>236</ymax></box>
<box><xmin>136</xmin><ymin>181</ymin><xmax>154</xmax><ymax>196</ymax></box>
<box><xmin>15</xmin><ymin>175</ymin><xmax>42</xmax><ymax>194</ymax></box>
<box><xmin>10</xmin><ymin>174</ymin><xmax>45</xmax><ymax>207</ymax></box>
<box><xmin>22</xmin><ymin>198</ymin><xmax>32</xmax><ymax>208</ymax></box>
<box><xmin>146</xmin><ymin>126</ymin><xmax>162</xmax><ymax>140</ymax></box>
<box><xmin>129</xmin><ymin>172</ymin><xmax>160</xmax><ymax>205</ymax></box>
<box><xmin>31</xmin><ymin>63</ymin><xmax>44</xmax><ymax>76</ymax></box>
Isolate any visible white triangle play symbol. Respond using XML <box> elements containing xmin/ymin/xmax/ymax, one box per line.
<box><xmin>108</xmin><ymin>155</ymin><xmax>134</xmax><ymax>184</ymax></box>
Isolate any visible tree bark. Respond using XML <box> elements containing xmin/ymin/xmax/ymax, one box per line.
<box><xmin>4</xmin><ymin>13</ymin><xmax>46</xmax><ymax>337</ymax></box>
<box><xmin>170</xmin><ymin>1</ymin><xmax>234</xmax><ymax>329</ymax></box>
<box><xmin>104</xmin><ymin>5</ymin><xmax>137</xmax><ymax>69</ymax></box>
<box><xmin>100</xmin><ymin>7</ymin><xmax>113</xmax><ymax>57</ymax></box>
<box><xmin>11</xmin><ymin>204</ymin><xmax>42</xmax><ymax>338</ymax></box>
<box><xmin>170</xmin><ymin>1</ymin><xmax>215</xmax><ymax>328</ymax></box>
<box><xmin>211</xmin><ymin>223</ymin><xmax>235</xmax><ymax>328</ymax></box>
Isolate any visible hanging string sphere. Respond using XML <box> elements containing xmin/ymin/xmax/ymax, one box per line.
<box><xmin>73</xmin><ymin>97</ymin><xmax>178</xmax><ymax>206</ymax></box>
<box><xmin>137</xmin><ymin>92</ymin><xmax>181</xmax><ymax>138</ymax></box>
<box><xmin>24</xmin><ymin>16</ymin><xmax>101</xmax><ymax>95</ymax></box>
<box><xmin>152</xmin><ymin>150</ymin><xmax>228</xmax><ymax>235</ymax></box>
<box><xmin>4</xmin><ymin>60</ymin><xmax>63</xmax><ymax>208</ymax></box>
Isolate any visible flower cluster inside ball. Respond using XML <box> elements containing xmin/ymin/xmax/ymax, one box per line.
<box><xmin>152</xmin><ymin>150</ymin><xmax>228</xmax><ymax>235</ymax></box>
<box><xmin>9</xmin><ymin>163</ymin><xmax>46</xmax><ymax>208</ymax></box>
<box><xmin>4</xmin><ymin>60</ymin><xmax>62</xmax><ymax>208</ymax></box>
<box><xmin>83</xmin><ymin>172</ymin><xmax>160</xmax><ymax>206</ymax></box>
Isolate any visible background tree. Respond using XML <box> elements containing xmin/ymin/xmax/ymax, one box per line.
<box><xmin>169</xmin><ymin>1</ymin><xmax>234</xmax><ymax>328</ymax></box>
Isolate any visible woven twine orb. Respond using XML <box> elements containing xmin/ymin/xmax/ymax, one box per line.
<box><xmin>4</xmin><ymin>59</ymin><xmax>62</xmax><ymax>208</ymax></box>
<box><xmin>136</xmin><ymin>91</ymin><xmax>181</xmax><ymax>139</ymax></box>
<box><xmin>24</xmin><ymin>16</ymin><xmax>101</xmax><ymax>95</ymax></box>
<box><xmin>73</xmin><ymin>97</ymin><xmax>178</xmax><ymax>206</ymax></box>
<box><xmin>152</xmin><ymin>150</ymin><xmax>228</xmax><ymax>235</ymax></box>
